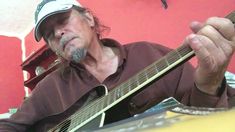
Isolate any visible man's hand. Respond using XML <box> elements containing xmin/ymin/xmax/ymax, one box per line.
<box><xmin>184</xmin><ymin>17</ymin><xmax>235</xmax><ymax>95</ymax></box>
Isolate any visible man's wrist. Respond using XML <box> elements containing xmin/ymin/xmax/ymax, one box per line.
<box><xmin>195</xmin><ymin>78</ymin><xmax>226</xmax><ymax>96</ymax></box>
<box><xmin>215</xmin><ymin>77</ymin><xmax>226</xmax><ymax>96</ymax></box>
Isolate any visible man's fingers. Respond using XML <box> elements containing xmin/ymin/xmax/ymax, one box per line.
<box><xmin>206</xmin><ymin>17</ymin><xmax>235</xmax><ymax>41</ymax></box>
<box><xmin>186</xmin><ymin>34</ymin><xmax>211</xmax><ymax>64</ymax></box>
<box><xmin>197</xmin><ymin>25</ymin><xmax>234</xmax><ymax>58</ymax></box>
<box><xmin>190</xmin><ymin>21</ymin><xmax>204</xmax><ymax>33</ymax></box>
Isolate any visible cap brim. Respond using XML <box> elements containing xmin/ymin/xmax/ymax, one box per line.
<box><xmin>34</xmin><ymin>8</ymin><xmax>72</xmax><ymax>42</ymax></box>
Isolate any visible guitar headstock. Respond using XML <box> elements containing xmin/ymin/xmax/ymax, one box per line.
<box><xmin>226</xmin><ymin>11</ymin><xmax>235</xmax><ymax>24</ymax></box>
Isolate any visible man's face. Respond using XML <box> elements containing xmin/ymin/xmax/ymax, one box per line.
<box><xmin>40</xmin><ymin>9</ymin><xmax>95</xmax><ymax>63</ymax></box>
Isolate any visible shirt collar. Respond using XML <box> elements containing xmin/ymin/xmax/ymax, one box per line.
<box><xmin>69</xmin><ymin>38</ymin><xmax>127</xmax><ymax>69</ymax></box>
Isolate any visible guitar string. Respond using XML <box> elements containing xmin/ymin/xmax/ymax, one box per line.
<box><xmin>54</xmin><ymin>45</ymin><xmax>192</xmax><ymax>131</ymax></box>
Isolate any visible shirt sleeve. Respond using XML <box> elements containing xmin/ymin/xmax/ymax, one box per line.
<box><xmin>0</xmin><ymin>85</ymin><xmax>47</xmax><ymax>131</ymax></box>
<box><xmin>176</xmin><ymin>61</ymin><xmax>235</xmax><ymax>108</ymax></box>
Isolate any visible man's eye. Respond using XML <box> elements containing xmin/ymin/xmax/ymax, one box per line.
<box><xmin>58</xmin><ymin>16</ymin><xmax>69</xmax><ymax>24</ymax></box>
<box><xmin>42</xmin><ymin>32</ymin><xmax>48</xmax><ymax>39</ymax></box>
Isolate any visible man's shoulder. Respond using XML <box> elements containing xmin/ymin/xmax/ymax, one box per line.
<box><xmin>123</xmin><ymin>41</ymin><xmax>172</xmax><ymax>54</ymax></box>
<box><xmin>124</xmin><ymin>41</ymin><xmax>156</xmax><ymax>46</ymax></box>
<box><xmin>35</xmin><ymin>65</ymin><xmax>72</xmax><ymax>89</ymax></box>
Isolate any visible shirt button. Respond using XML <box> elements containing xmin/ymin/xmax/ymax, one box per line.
<box><xmin>129</xmin><ymin>101</ymin><xmax>137</xmax><ymax>109</ymax></box>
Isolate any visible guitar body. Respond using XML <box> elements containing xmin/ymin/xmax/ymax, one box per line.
<box><xmin>75</xmin><ymin>113</ymin><xmax>105</xmax><ymax>131</ymax></box>
<box><xmin>52</xmin><ymin>85</ymin><xmax>108</xmax><ymax>132</ymax></box>
<box><xmin>57</xmin><ymin>113</ymin><xmax>105</xmax><ymax>132</ymax></box>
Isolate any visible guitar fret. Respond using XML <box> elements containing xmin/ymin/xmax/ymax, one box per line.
<box><xmin>117</xmin><ymin>88</ymin><xmax>121</xmax><ymax>98</ymax></box>
<box><xmin>124</xmin><ymin>81</ymin><xmax>132</xmax><ymax>94</ymax></box>
<box><xmin>127</xmin><ymin>80</ymin><xmax>132</xmax><ymax>92</ymax></box>
<box><xmin>109</xmin><ymin>91</ymin><xmax>115</xmax><ymax>104</ymax></box>
<box><xmin>103</xmin><ymin>96</ymin><xmax>109</xmax><ymax>108</ymax></box>
<box><xmin>144</xmin><ymin>71</ymin><xmax>149</xmax><ymax>79</ymax></box>
<box><xmin>99</xmin><ymin>97</ymin><xmax>105</xmax><ymax>113</ymax></box>
<box><xmin>138</xmin><ymin>72</ymin><xmax>148</xmax><ymax>84</ymax></box>
<box><xmin>91</xmin><ymin>104</ymin><xmax>96</xmax><ymax>116</ymax></box>
<box><xmin>54</xmin><ymin>119</ymin><xmax>69</xmax><ymax>131</ymax></box>
<box><xmin>166</xmin><ymin>51</ymin><xmax>181</xmax><ymax>65</ymax></box>
<box><xmin>154</xmin><ymin>63</ymin><xmax>159</xmax><ymax>73</ymax></box>
<box><xmin>114</xmin><ymin>88</ymin><xmax>119</xmax><ymax>100</ymax></box>
<box><xmin>156</xmin><ymin>58</ymin><xmax>168</xmax><ymax>72</ymax></box>
<box><xmin>121</xmin><ymin>86</ymin><xmax>125</xmax><ymax>97</ymax></box>
<box><xmin>69</xmin><ymin>115</ymin><xmax>78</xmax><ymax>130</ymax></box>
<box><xmin>94</xmin><ymin>102</ymin><xmax>99</xmax><ymax>114</ymax></box>
<box><xmin>72</xmin><ymin>115</ymin><xmax>80</xmax><ymax>128</ymax></box>
<box><xmin>75</xmin><ymin>109</ymin><xmax>86</xmax><ymax>128</ymax></box>
<box><xmin>87</xmin><ymin>107</ymin><xmax>93</xmax><ymax>119</ymax></box>
<box><xmin>106</xmin><ymin>93</ymin><xmax>112</xmax><ymax>106</ymax></box>
<box><xmin>135</xmin><ymin>76</ymin><xmax>140</xmax><ymax>86</ymax></box>
<box><xmin>112</xmin><ymin>88</ymin><xmax>117</xmax><ymax>101</ymax></box>
<box><xmin>117</xmin><ymin>87</ymin><xmax>121</xmax><ymax>99</ymax></box>
<box><xmin>118</xmin><ymin>84</ymin><xmax>127</xmax><ymax>99</ymax></box>
<box><xmin>75</xmin><ymin>109</ymin><xmax>84</xmax><ymax>125</ymax></box>
<box><xmin>96</xmin><ymin>98</ymin><xmax>102</xmax><ymax>111</ymax></box>
<box><xmin>177</xmin><ymin>45</ymin><xmax>192</xmax><ymax>57</ymax></box>
<box><xmin>85</xmin><ymin>109</ymin><xmax>91</xmax><ymax>119</ymax></box>
<box><xmin>122</xmin><ymin>86</ymin><xmax>128</xmax><ymax>96</ymax></box>
<box><xmin>165</xmin><ymin>57</ymin><xmax>170</xmax><ymax>66</ymax></box>
<box><xmin>146</xmin><ymin>64</ymin><xmax>158</xmax><ymax>78</ymax></box>
<box><xmin>176</xmin><ymin>49</ymin><xmax>182</xmax><ymax>58</ymax></box>
<box><xmin>120</xmin><ymin>85</ymin><xmax>125</xmax><ymax>97</ymax></box>
<box><xmin>105</xmin><ymin>95</ymin><xmax>110</xmax><ymax>106</ymax></box>
<box><xmin>62</xmin><ymin>119</ymin><xmax>73</xmax><ymax>131</ymax></box>
<box><xmin>129</xmin><ymin>78</ymin><xmax>138</xmax><ymax>90</ymax></box>
<box><xmin>116</xmin><ymin>84</ymin><xmax>123</xmax><ymax>99</ymax></box>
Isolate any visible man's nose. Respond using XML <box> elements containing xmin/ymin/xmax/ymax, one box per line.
<box><xmin>54</xmin><ymin>27</ymin><xmax>65</xmax><ymax>38</ymax></box>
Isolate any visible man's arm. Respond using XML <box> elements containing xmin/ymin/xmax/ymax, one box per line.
<box><xmin>184</xmin><ymin>17</ymin><xmax>235</xmax><ymax>95</ymax></box>
<box><xmin>0</xmin><ymin>86</ymin><xmax>47</xmax><ymax>131</ymax></box>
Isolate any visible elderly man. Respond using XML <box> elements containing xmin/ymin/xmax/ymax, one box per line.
<box><xmin>0</xmin><ymin>0</ymin><xmax>235</xmax><ymax>131</ymax></box>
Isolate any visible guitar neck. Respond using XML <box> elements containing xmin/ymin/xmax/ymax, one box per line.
<box><xmin>105</xmin><ymin>44</ymin><xmax>194</xmax><ymax>108</ymax></box>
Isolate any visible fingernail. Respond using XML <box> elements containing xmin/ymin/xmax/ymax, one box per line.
<box><xmin>191</xmin><ymin>35</ymin><xmax>199</xmax><ymax>43</ymax></box>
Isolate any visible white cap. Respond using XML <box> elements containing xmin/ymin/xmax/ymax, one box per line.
<box><xmin>34</xmin><ymin>0</ymin><xmax>82</xmax><ymax>42</ymax></box>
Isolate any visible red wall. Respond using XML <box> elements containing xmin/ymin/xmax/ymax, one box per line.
<box><xmin>80</xmin><ymin>0</ymin><xmax>235</xmax><ymax>71</ymax></box>
<box><xmin>25</xmin><ymin>0</ymin><xmax>235</xmax><ymax>72</ymax></box>
<box><xmin>0</xmin><ymin>36</ymin><xmax>24</xmax><ymax>113</ymax></box>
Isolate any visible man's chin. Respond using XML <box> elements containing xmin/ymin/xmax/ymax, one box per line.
<box><xmin>69</xmin><ymin>51</ymin><xmax>85</xmax><ymax>63</ymax></box>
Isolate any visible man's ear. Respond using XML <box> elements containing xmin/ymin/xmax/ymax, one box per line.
<box><xmin>84</xmin><ymin>12</ymin><xmax>95</xmax><ymax>27</ymax></box>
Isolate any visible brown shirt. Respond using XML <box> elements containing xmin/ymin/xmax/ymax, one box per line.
<box><xmin>1</xmin><ymin>38</ymin><xmax>235</xmax><ymax>131</ymax></box>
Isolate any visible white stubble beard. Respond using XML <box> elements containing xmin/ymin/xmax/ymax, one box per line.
<box><xmin>71</xmin><ymin>48</ymin><xmax>87</xmax><ymax>63</ymax></box>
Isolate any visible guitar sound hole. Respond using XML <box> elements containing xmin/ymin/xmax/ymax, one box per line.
<box><xmin>58</xmin><ymin>120</ymin><xmax>71</xmax><ymax>132</ymax></box>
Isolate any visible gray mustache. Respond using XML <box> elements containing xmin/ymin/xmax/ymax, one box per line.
<box><xmin>60</xmin><ymin>36</ymin><xmax>76</xmax><ymax>49</ymax></box>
